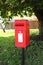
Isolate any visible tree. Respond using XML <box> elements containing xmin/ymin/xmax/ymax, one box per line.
<box><xmin>30</xmin><ymin>0</ymin><xmax>43</xmax><ymax>34</ymax></box>
<box><xmin>0</xmin><ymin>0</ymin><xmax>43</xmax><ymax>34</ymax></box>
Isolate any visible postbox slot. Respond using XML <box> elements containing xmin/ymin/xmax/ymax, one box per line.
<box><xmin>15</xmin><ymin>24</ymin><xmax>24</xmax><ymax>26</ymax></box>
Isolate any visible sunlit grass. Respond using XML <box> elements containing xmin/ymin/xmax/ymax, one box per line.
<box><xmin>0</xmin><ymin>29</ymin><xmax>14</xmax><ymax>37</ymax></box>
<box><xmin>30</xmin><ymin>29</ymin><xmax>39</xmax><ymax>35</ymax></box>
<box><xmin>0</xmin><ymin>29</ymin><xmax>39</xmax><ymax>37</ymax></box>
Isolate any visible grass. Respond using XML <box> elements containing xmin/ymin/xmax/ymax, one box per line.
<box><xmin>0</xmin><ymin>29</ymin><xmax>14</xmax><ymax>37</ymax></box>
<box><xmin>0</xmin><ymin>29</ymin><xmax>43</xmax><ymax>65</ymax></box>
<box><xmin>30</xmin><ymin>29</ymin><xmax>39</xmax><ymax>35</ymax></box>
<box><xmin>0</xmin><ymin>29</ymin><xmax>39</xmax><ymax>37</ymax></box>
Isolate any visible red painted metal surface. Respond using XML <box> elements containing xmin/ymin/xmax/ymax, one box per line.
<box><xmin>14</xmin><ymin>19</ymin><xmax>30</xmax><ymax>48</ymax></box>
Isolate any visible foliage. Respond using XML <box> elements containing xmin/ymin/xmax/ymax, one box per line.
<box><xmin>0</xmin><ymin>0</ymin><xmax>43</xmax><ymax>17</ymax></box>
<box><xmin>0</xmin><ymin>0</ymin><xmax>43</xmax><ymax>34</ymax></box>
<box><xmin>0</xmin><ymin>30</ymin><xmax>43</xmax><ymax>65</ymax></box>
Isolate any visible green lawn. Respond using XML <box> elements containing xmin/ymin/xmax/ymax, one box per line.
<box><xmin>0</xmin><ymin>29</ymin><xmax>43</xmax><ymax>65</ymax></box>
<box><xmin>0</xmin><ymin>29</ymin><xmax>39</xmax><ymax>37</ymax></box>
<box><xmin>0</xmin><ymin>30</ymin><xmax>14</xmax><ymax>37</ymax></box>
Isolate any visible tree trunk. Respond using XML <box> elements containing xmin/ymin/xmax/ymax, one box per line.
<box><xmin>39</xmin><ymin>20</ymin><xmax>43</xmax><ymax>35</ymax></box>
<box><xmin>33</xmin><ymin>9</ymin><xmax>43</xmax><ymax>35</ymax></box>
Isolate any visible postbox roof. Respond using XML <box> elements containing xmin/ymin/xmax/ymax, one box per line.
<box><xmin>15</xmin><ymin>19</ymin><xmax>29</xmax><ymax>25</ymax></box>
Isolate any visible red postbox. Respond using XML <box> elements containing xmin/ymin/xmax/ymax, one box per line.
<box><xmin>14</xmin><ymin>19</ymin><xmax>30</xmax><ymax>48</ymax></box>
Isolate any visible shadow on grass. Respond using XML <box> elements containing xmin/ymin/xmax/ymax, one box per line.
<box><xmin>0</xmin><ymin>36</ymin><xmax>43</xmax><ymax>65</ymax></box>
<box><xmin>30</xmin><ymin>34</ymin><xmax>43</xmax><ymax>41</ymax></box>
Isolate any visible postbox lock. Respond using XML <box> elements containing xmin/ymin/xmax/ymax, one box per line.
<box><xmin>18</xmin><ymin>31</ymin><xmax>23</xmax><ymax>43</ymax></box>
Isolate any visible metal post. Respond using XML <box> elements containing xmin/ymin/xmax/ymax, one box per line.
<box><xmin>21</xmin><ymin>48</ymin><xmax>25</xmax><ymax>65</ymax></box>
